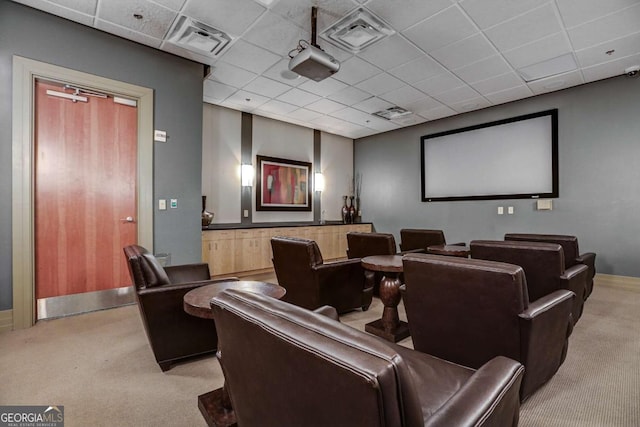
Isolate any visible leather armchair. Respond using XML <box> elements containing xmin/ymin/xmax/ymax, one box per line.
<box><xmin>470</xmin><ymin>240</ymin><xmax>588</xmax><ymax>324</ymax></box>
<box><xmin>123</xmin><ymin>244</ymin><xmax>237</xmax><ymax>371</ymax></box>
<box><xmin>399</xmin><ymin>228</ymin><xmax>465</xmax><ymax>252</ymax></box>
<box><xmin>211</xmin><ymin>289</ymin><xmax>525</xmax><ymax>427</ymax></box>
<box><xmin>346</xmin><ymin>232</ymin><xmax>401</xmax><ymax>296</ymax></box>
<box><xmin>270</xmin><ymin>236</ymin><xmax>372</xmax><ymax>313</ymax></box>
<box><xmin>505</xmin><ymin>233</ymin><xmax>596</xmax><ymax>299</ymax></box>
<box><xmin>402</xmin><ymin>253</ymin><xmax>574</xmax><ymax>402</ymax></box>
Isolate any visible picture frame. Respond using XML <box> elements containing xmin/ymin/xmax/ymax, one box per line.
<box><xmin>256</xmin><ymin>155</ymin><xmax>312</xmax><ymax>211</ymax></box>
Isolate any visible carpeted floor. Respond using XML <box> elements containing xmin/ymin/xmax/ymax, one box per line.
<box><xmin>0</xmin><ymin>277</ymin><xmax>638</xmax><ymax>426</ymax></box>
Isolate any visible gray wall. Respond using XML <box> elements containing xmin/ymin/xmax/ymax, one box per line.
<box><xmin>0</xmin><ymin>1</ymin><xmax>205</xmax><ymax>310</ymax></box>
<box><xmin>355</xmin><ymin>75</ymin><xmax>640</xmax><ymax>277</ymax></box>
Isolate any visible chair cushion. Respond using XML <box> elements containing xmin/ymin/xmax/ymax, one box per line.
<box><xmin>141</xmin><ymin>252</ymin><xmax>170</xmax><ymax>288</ymax></box>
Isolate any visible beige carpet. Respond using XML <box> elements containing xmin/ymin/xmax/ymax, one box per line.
<box><xmin>0</xmin><ymin>277</ymin><xmax>638</xmax><ymax>426</ymax></box>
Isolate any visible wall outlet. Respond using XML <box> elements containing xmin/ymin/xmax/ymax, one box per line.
<box><xmin>243</xmin><ymin>209</ymin><xmax>249</xmax><ymax>218</ymax></box>
<box><xmin>158</xmin><ymin>199</ymin><xmax>166</xmax><ymax>210</ymax></box>
<box><xmin>508</xmin><ymin>206</ymin><xmax>514</xmax><ymax>215</ymax></box>
<box><xmin>497</xmin><ymin>206</ymin><xmax>504</xmax><ymax>215</ymax></box>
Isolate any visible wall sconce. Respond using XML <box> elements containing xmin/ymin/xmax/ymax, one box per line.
<box><xmin>314</xmin><ymin>172</ymin><xmax>325</xmax><ymax>192</ymax></box>
<box><xmin>241</xmin><ymin>164</ymin><xmax>254</xmax><ymax>187</ymax></box>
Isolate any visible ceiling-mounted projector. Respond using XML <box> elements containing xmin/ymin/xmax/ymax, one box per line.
<box><xmin>288</xmin><ymin>44</ymin><xmax>340</xmax><ymax>82</ymax></box>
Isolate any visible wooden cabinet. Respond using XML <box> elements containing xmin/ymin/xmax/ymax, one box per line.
<box><xmin>202</xmin><ymin>223</ymin><xmax>372</xmax><ymax>277</ymax></box>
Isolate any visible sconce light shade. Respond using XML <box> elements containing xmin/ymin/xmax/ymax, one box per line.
<box><xmin>241</xmin><ymin>164</ymin><xmax>254</xmax><ymax>187</ymax></box>
<box><xmin>314</xmin><ymin>172</ymin><xmax>325</xmax><ymax>192</ymax></box>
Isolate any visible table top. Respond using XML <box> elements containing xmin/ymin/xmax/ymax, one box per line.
<box><xmin>183</xmin><ymin>280</ymin><xmax>286</xmax><ymax>319</ymax></box>
<box><xmin>361</xmin><ymin>255</ymin><xmax>403</xmax><ymax>272</ymax></box>
<box><xmin>427</xmin><ymin>244</ymin><xmax>470</xmax><ymax>257</ymax></box>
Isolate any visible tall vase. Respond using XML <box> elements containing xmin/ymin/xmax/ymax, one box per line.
<box><xmin>348</xmin><ymin>196</ymin><xmax>356</xmax><ymax>224</ymax></box>
<box><xmin>201</xmin><ymin>195</ymin><xmax>214</xmax><ymax>227</ymax></box>
<box><xmin>341</xmin><ymin>196</ymin><xmax>349</xmax><ymax>224</ymax></box>
<box><xmin>355</xmin><ymin>197</ymin><xmax>361</xmax><ymax>223</ymax></box>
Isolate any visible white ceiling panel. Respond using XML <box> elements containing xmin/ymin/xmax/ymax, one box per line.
<box><xmin>556</xmin><ymin>0</ymin><xmax>640</xmax><ymax>28</ymax></box>
<box><xmin>567</xmin><ymin>3</ymin><xmax>640</xmax><ymax>50</ymax></box>
<box><xmin>23</xmin><ymin>0</ymin><xmax>640</xmax><ymax>139</ymax></box>
<box><xmin>181</xmin><ymin>0</ymin><xmax>266</xmax><ymax>37</ymax></box>
<box><xmin>219</xmin><ymin>40</ymin><xmax>282</xmax><ymax>74</ymax></box>
<box><xmin>97</xmin><ymin>0</ymin><xmax>176</xmax><ymax>39</ymax></box>
<box><xmin>484</xmin><ymin>4</ymin><xmax>563</xmax><ymax>52</ymax></box>
<box><xmin>276</xmin><ymin>88</ymin><xmax>322</xmax><ymax>107</ymax></box>
<box><xmin>430</xmin><ymin>33</ymin><xmax>497</xmax><ymax>70</ymax></box>
<box><xmin>403</xmin><ymin>5</ymin><xmax>478</xmax><ymax>53</ymax></box>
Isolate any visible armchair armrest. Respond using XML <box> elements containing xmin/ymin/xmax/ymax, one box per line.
<box><xmin>313</xmin><ymin>305</ymin><xmax>340</xmax><ymax>321</ymax></box>
<box><xmin>425</xmin><ymin>356</ymin><xmax>524</xmax><ymax>427</ymax></box>
<box><xmin>399</xmin><ymin>248</ymin><xmax>426</xmax><ymax>255</ymax></box>
<box><xmin>560</xmin><ymin>263</ymin><xmax>588</xmax><ymax>312</ymax></box>
<box><xmin>137</xmin><ymin>277</ymin><xmax>239</xmax><ymax>298</ymax></box>
<box><xmin>165</xmin><ymin>263</ymin><xmax>210</xmax><ymax>283</ymax></box>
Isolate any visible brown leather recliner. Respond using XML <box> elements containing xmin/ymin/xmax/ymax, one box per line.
<box><xmin>271</xmin><ymin>236</ymin><xmax>373</xmax><ymax>313</ymax></box>
<box><xmin>470</xmin><ymin>240</ymin><xmax>588</xmax><ymax>324</ymax></box>
<box><xmin>346</xmin><ymin>232</ymin><xmax>400</xmax><ymax>296</ymax></box>
<box><xmin>402</xmin><ymin>253</ymin><xmax>574</xmax><ymax>402</ymax></box>
<box><xmin>505</xmin><ymin>233</ymin><xmax>596</xmax><ymax>299</ymax></box>
<box><xmin>399</xmin><ymin>229</ymin><xmax>445</xmax><ymax>252</ymax></box>
<box><xmin>211</xmin><ymin>289</ymin><xmax>525</xmax><ymax>427</ymax></box>
<box><xmin>123</xmin><ymin>244</ymin><xmax>237</xmax><ymax>371</ymax></box>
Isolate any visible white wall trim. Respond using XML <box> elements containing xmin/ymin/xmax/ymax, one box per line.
<box><xmin>11</xmin><ymin>56</ymin><xmax>154</xmax><ymax>329</ymax></box>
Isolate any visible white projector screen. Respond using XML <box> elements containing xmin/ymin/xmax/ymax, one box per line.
<box><xmin>421</xmin><ymin>109</ymin><xmax>558</xmax><ymax>202</ymax></box>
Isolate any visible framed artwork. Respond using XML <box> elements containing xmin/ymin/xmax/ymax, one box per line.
<box><xmin>256</xmin><ymin>155</ymin><xmax>312</xmax><ymax>211</ymax></box>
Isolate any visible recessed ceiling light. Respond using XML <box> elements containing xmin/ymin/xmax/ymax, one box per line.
<box><xmin>517</xmin><ymin>53</ymin><xmax>577</xmax><ymax>82</ymax></box>
<box><xmin>320</xmin><ymin>8</ymin><xmax>395</xmax><ymax>53</ymax></box>
<box><xmin>372</xmin><ymin>106</ymin><xmax>411</xmax><ymax>120</ymax></box>
<box><xmin>168</xmin><ymin>16</ymin><xmax>232</xmax><ymax>57</ymax></box>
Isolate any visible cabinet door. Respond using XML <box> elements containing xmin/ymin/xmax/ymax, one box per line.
<box><xmin>203</xmin><ymin>230</ymin><xmax>236</xmax><ymax>276</ymax></box>
<box><xmin>234</xmin><ymin>229</ymin><xmax>256</xmax><ymax>272</ymax></box>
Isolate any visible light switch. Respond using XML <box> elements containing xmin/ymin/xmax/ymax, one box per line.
<box><xmin>243</xmin><ymin>209</ymin><xmax>249</xmax><ymax>218</ymax></box>
<box><xmin>154</xmin><ymin>130</ymin><xmax>167</xmax><ymax>142</ymax></box>
<box><xmin>170</xmin><ymin>199</ymin><xmax>178</xmax><ymax>209</ymax></box>
<box><xmin>508</xmin><ymin>206</ymin><xmax>514</xmax><ymax>215</ymax></box>
<box><xmin>158</xmin><ymin>199</ymin><xmax>166</xmax><ymax>210</ymax></box>
<box><xmin>497</xmin><ymin>206</ymin><xmax>504</xmax><ymax>215</ymax></box>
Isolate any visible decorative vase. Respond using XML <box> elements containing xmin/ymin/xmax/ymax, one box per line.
<box><xmin>201</xmin><ymin>195</ymin><xmax>214</xmax><ymax>227</ymax></box>
<box><xmin>355</xmin><ymin>197</ymin><xmax>361</xmax><ymax>223</ymax></box>
<box><xmin>341</xmin><ymin>196</ymin><xmax>349</xmax><ymax>224</ymax></box>
<box><xmin>348</xmin><ymin>196</ymin><xmax>356</xmax><ymax>224</ymax></box>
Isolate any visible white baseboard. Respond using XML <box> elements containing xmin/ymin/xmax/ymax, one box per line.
<box><xmin>0</xmin><ymin>310</ymin><xmax>13</xmax><ymax>333</ymax></box>
<box><xmin>595</xmin><ymin>274</ymin><xmax>640</xmax><ymax>292</ymax></box>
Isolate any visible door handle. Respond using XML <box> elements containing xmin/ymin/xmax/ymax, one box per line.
<box><xmin>120</xmin><ymin>216</ymin><xmax>136</xmax><ymax>223</ymax></box>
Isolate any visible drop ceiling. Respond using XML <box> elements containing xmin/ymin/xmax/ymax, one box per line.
<box><xmin>14</xmin><ymin>0</ymin><xmax>640</xmax><ymax>139</ymax></box>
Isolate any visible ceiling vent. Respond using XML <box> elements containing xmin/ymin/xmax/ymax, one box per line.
<box><xmin>517</xmin><ymin>53</ymin><xmax>577</xmax><ymax>82</ymax></box>
<box><xmin>168</xmin><ymin>16</ymin><xmax>232</xmax><ymax>57</ymax></box>
<box><xmin>373</xmin><ymin>106</ymin><xmax>412</xmax><ymax>120</ymax></box>
<box><xmin>320</xmin><ymin>8</ymin><xmax>395</xmax><ymax>53</ymax></box>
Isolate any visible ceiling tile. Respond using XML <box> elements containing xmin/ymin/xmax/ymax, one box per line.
<box><xmin>287</xmin><ymin>108</ymin><xmax>324</xmax><ymax>122</ymax></box>
<box><xmin>567</xmin><ymin>3</ymin><xmax>640</xmax><ymax>50</ymax></box>
<box><xmin>97</xmin><ymin>0</ymin><xmax>177</xmax><ymax>39</ymax></box>
<box><xmin>430</xmin><ymin>33</ymin><xmax>497</xmax><ymax>70</ymax></box>
<box><xmin>526</xmin><ymin>70</ymin><xmax>585</xmax><ymax>94</ymax></box>
<box><xmin>459</xmin><ymin>0</ymin><xmax>548</xmax><ymax>29</ymax></box>
<box><xmin>203</xmin><ymin>80</ymin><xmax>237</xmax><ymax>101</ymax></box>
<box><xmin>502</xmin><ymin>32</ymin><xmax>572</xmax><ymax>70</ymax></box>
<box><xmin>262</xmin><ymin>59</ymin><xmax>305</xmax><ymax>86</ymax></box>
<box><xmin>417</xmin><ymin>105</ymin><xmax>458</xmax><ymax>121</ymax></box>
<box><xmin>380</xmin><ymin>85</ymin><xmax>428</xmax><ymax>106</ymax></box>
<box><xmin>576</xmin><ymin>32</ymin><xmax>640</xmax><ymax>68</ymax></box>
<box><xmin>357</xmin><ymin>35</ymin><xmax>424</xmax><ymax>70</ymax></box>
<box><xmin>242</xmin><ymin>76</ymin><xmax>291</xmax><ymax>98</ymax></box>
<box><xmin>413</xmin><ymin>72</ymin><xmax>466</xmax><ymax>96</ymax></box>
<box><xmin>306</xmin><ymin>98</ymin><xmax>348</xmax><ymax>114</ymax></box>
<box><xmin>388</xmin><ymin>56</ymin><xmax>447</xmax><ymax>83</ymax></box>
<box><xmin>355</xmin><ymin>73</ymin><xmax>405</xmax><ymax>95</ymax></box>
<box><xmin>182</xmin><ymin>0</ymin><xmax>266</xmax><ymax>36</ymax></box>
<box><xmin>327</xmin><ymin>86</ymin><xmax>372</xmax><ymax>105</ymax></box>
<box><xmin>329</xmin><ymin>107</ymin><xmax>378</xmax><ymax>127</ymax></box>
<box><xmin>276</xmin><ymin>88</ymin><xmax>322</xmax><ymax>107</ymax></box>
<box><xmin>222</xmin><ymin>90</ymin><xmax>271</xmax><ymax>112</ymax></box>
<box><xmin>403</xmin><ymin>5</ymin><xmax>478</xmax><ymax>52</ymax></box>
<box><xmin>470</xmin><ymin>72</ymin><xmax>525</xmax><ymax>95</ymax></box>
<box><xmin>209</xmin><ymin>61</ymin><xmax>258</xmax><ymax>88</ymax></box>
<box><xmin>38</xmin><ymin>0</ymin><xmax>97</xmax><ymax>15</ymax></box>
<box><xmin>483</xmin><ymin>85</ymin><xmax>534</xmax><ymax>105</ymax></box>
<box><xmin>96</xmin><ymin>19</ymin><xmax>162</xmax><ymax>48</ymax></box>
<box><xmin>352</xmin><ymin>97</ymin><xmax>395</xmax><ymax>114</ymax></box>
<box><xmin>298</xmin><ymin>77</ymin><xmax>349</xmax><ymax>96</ymax></box>
<box><xmin>582</xmin><ymin>52</ymin><xmax>640</xmax><ymax>82</ymax></box>
<box><xmin>255</xmin><ymin>99</ymin><xmax>300</xmax><ymax>115</ymax></box>
<box><xmin>366</xmin><ymin>0</ymin><xmax>453</xmax><ymax>31</ymax></box>
<box><xmin>453</xmin><ymin>55</ymin><xmax>513</xmax><ymax>84</ymax></box>
<box><xmin>12</xmin><ymin>0</ymin><xmax>96</xmax><ymax>25</ymax></box>
<box><xmin>557</xmin><ymin>0</ymin><xmax>640</xmax><ymax>28</ymax></box>
<box><xmin>484</xmin><ymin>4</ymin><xmax>563</xmax><ymax>51</ymax></box>
<box><xmin>152</xmin><ymin>0</ymin><xmax>186</xmax><ymax>12</ymax></box>
<box><xmin>243</xmin><ymin>11</ymin><xmax>309</xmax><ymax>56</ymax></box>
<box><xmin>270</xmin><ymin>0</ymin><xmax>355</xmax><ymax>34</ymax></box>
<box><xmin>391</xmin><ymin>113</ymin><xmax>428</xmax><ymax>127</ymax></box>
<box><xmin>219</xmin><ymin>40</ymin><xmax>282</xmax><ymax>74</ymax></box>
<box><xmin>403</xmin><ymin>96</ymin><xmax>443</xmax><ymax>115</ymax></box>
<box><xmin>432</xmin><ymin>85</ymin><xmax>480</xmax><ymax>104</ymax></box>
<box><xmin>449</xmin><ymin>96</ymin><xmax>492</xmax><ymax>113</ymax></box>
<box><xmin>332</xmin><ymin>56</ymin><xmax>381</xmax><ymax>85</ymax></box>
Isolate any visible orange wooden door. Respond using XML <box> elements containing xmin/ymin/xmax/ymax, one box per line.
<box><xmin>34</xmin><ymin>80</ymin><xmax>138</xmax><ymax>299</ymax></box>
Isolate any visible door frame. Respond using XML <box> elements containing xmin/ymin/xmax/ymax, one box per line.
<box><xmin>12</xmin><ymin>56</ymin><xmax>154</xmax><ymax>329</ymax></box>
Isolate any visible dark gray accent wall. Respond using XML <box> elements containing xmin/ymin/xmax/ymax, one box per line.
<box><xmin>355</xmin><ymin>75</ymin><xmax>640</xmax><ymax>277</ymax></box>
<box><xmin>0</xmin><ymin>1</ymin><xmax>205</xmax><ymax>310</ymax></box>
<box><xmin>241</xmin><ymin>112</ymin><xmax>253</xmax><ymax>225</ymax></box>
<box><xmin>313</xmin><ymin>129</ymin><xmax>322</xmax><ymax>223</ymax></box>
